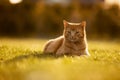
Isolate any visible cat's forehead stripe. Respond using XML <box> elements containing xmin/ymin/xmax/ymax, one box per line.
<box><xmin>68</xmin><ymin>22</ymin><xmax>81</xmax><ymax>25</ymax></box>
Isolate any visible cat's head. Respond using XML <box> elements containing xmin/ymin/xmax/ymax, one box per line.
<box><xmin>63</xmin><ymin>20</ymin><xmax>86</xmax><ymax>42</ymax></box>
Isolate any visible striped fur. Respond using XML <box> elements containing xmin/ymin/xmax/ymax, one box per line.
<box><xmin>43</xmin><ymin>20</ymin><xmax>90</xmax><ymax>56</ymax></box>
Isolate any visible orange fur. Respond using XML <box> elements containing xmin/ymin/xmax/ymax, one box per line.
<box><xmin>43</xmin><ymin>20</ymin><xmax>90</xmax><ymax>56</ymax></box>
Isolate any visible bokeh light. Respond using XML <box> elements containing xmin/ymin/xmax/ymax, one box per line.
<box><xmin>9</xmin><ymin>0</ymin><xmax>22</xmax><ymax>4</ymax></box>
<box><xmin>105</xmin><ymin>0</ymin><xmax>120</xmax><ymax>6</ymax></box>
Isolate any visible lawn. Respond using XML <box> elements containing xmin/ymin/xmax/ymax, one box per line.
<box><xmin>0</xmin><ymin>38</ymin><xmax>120</xmax><ymax>80</ymax></box>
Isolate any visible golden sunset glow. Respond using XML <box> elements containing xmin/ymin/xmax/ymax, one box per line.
<box><xmin>9</xmin><ymin>0</ymin><xmax>22</xmax><ymax>4</ymax></box>
<box><xmin>105</xmin><ymin>0</ymin><xmax>120</xmax><ymax>6</ymax></box>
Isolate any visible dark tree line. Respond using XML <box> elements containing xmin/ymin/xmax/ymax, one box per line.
<box><xmin>0</xmin><ymin>0</ymin><xmax>120</xmax><ymax>39</ymax></box>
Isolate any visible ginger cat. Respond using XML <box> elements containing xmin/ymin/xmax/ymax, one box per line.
<box><xmin>43</xmin><ymin>20</ymin><xmax>90</xmax><ymax>56</ymax></box>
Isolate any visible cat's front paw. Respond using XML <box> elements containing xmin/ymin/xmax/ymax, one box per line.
<box><xmin>85</xmin><ymin>52</ymin><xmax>90</xmax><ymax>56</ymax></box>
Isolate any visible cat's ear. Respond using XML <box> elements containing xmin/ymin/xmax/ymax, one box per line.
<box><xmin>63</xmin><ymin>20</ymin><xmax>68</xmax><ymax>28</ymax></box>
<box><xmin>81</xmin><ymin>21</ymin><xmax>86</xmax><ymax>27</ymax></box>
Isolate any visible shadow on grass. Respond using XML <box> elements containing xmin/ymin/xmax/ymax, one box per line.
<box><xmin>4</xmin><ymin>52</ymin><xmax>59</xmax><ymax>64</ymax></box>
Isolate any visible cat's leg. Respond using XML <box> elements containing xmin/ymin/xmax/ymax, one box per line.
<box><xmin>56</xmin><ymin>47</ymin><xmax>65</xmax><ymax>56</ymax></box>
<box><xmin>84</xmin><ymin>49</ymin><xmax>90</xmax><ymax>56</ymax></box>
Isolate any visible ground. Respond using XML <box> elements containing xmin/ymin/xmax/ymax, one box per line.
<box><xmin>0</xmin><ymin>38</ymin><xmax>120</xmax><ymax>80</ymax></box>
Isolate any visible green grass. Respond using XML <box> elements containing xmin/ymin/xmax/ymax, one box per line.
<box><xmin>0</xmin><ymin>38</ymin><xmax>120</xmax><ymax>80</ymax></box>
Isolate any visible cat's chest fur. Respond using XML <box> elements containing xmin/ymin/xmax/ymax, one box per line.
<box><xmin>56</xmin><ymin>39</ymin><xmax>86</xmax><ymax>56</ymax></box>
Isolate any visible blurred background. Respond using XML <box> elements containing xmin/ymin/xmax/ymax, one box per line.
<box><xmin>0</xmin><ymin>0</ymin><xmax>120</xmax><ymax>39</ymax></box>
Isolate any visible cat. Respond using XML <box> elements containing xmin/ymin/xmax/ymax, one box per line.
<box><xmin>43</xmin><ymin>20</ymin><xmax>90</xmax><ymax>56</ymax></box>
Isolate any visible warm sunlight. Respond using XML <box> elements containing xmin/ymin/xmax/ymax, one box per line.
<box><xmin>105</xmin><ymin>0</ymin><xmax>120</xmax><ymax>6</ymax></box>
<box><xmin>9</xmin><ymin>0</ymin><xmax>22</xmax><ymax>4</ymax></box>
